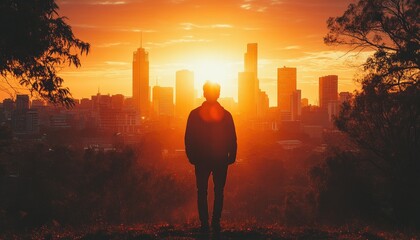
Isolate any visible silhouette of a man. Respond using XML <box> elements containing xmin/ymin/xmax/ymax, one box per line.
<box><xmin>185</xmin><ymin>81</ymin><xmax>237</xmax><ymax>233</ymax></box>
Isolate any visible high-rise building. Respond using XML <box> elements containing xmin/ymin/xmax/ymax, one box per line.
<box><xmin>277</xmin><ymin>67</ymin><xmax>297</xmax><ymax>112</ymax></box>
<box><xmin>219</xmin><ymin>97</ymin><xmax>237</xmax><ymax>114</ymax></box>
<box><xmin>319</xmin><ymin>75</ymin><xmax>338</xmax><ymax>109</ymax></box>
<box><xmin>132</xmin><ymin>47</ymin><xmax>150</xmax><ymax>118</ymax></box>
<box><xmin>16</xmin><ymin>94</ymin><xmax>29</xmax><ymax>112</ymax></box>
<box><xmin>2</xmin><ymin>98</ymin><xmax>14</xmax><ymax>121</ymax></box>
<box><xmin>238</xmin><ymin>72</ymin><xmax>256</xmax><ymax>117</ymax></box>
<box><xmin>291</xmin><ymin>90</ymin><xmax>302</xmax><ymax>121</ymax></box>
<box><xmin>12</xmin><ymin>94</ymin><xmax>39</xmax><ymax>134</ymax></box>
<box><xmin>111</xmin><ymin>94</ymin><xmax>125</xmax><ymax>110</ymax></box>
<box><xmin>238</xmin><ymin>43</ymin><xmax>262</xmax><ymax>118</ymax></box>
<box><xmin>31</xmin><ymin>99</ymin><xmax>45</xmax><ymax>108</ymax></box>
<box><xmin>301</xmin><ymin>98</ymin><xmax>309</xmax><ymax>108</ymax></box>
<box><xmin>153</xmin><ymin>86</ymin><xmax>174</xmax><ymax>117</ymax></box>
<box><xmin>258</xmin><ymin>91</ymin><xmax>269</xmax><ymax>118</ymax></box>
<box><xmin>92</xmin><ymin>93</ymin><xmax>111</xmax><ymax>110</ymax></box>
<box><xmin>80</xmin><ymin>98</ymin><xmax>92</xmax><ymax>109</ymax></box>
<box><xmin>175</xmin><ymin>70</ymin><xmax>195</xmax><ymax>118</ymax></box>
<box><xmin>245</xmin><ymin>43</ymin><xmax>258</xmax><ymax>79</ymax></box>
<box><xmin>339</xmin><ymin>91</ymin><xmax>352</xmax><ymax>103</ymax></box>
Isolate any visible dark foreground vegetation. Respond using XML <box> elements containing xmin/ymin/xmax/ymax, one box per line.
<box><xmin>0</xmin><ymin>127</ymin><xmax>419</xmax><ymax>237</ymax></box>
<box><xmin>2</xmin><ymin>223</ymin><xmax>418</xmax><ymax>240</ymax></box>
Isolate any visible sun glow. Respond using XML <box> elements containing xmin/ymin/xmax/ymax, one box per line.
<box><xmin>185</xmin><ymin>56</ymin><xmax>239</xmax><ymax>99</ymax></box>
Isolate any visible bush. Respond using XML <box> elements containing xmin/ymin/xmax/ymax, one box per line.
<box><xmin>0</xmin><ymin>143</ymin><xmax>193</xmax><ymax>230</ymax></box>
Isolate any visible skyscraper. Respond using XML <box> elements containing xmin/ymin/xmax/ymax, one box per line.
<box><xmin>319</xmin><ymin>75</ymin><xmax>338</xmax><ymax>109</ymax></box>
<box><xmin>291</xmin><ymin>90</ymin><xmax>301</xmax><ymax>121</ymax></box>
<box><xmin>153</xmin><ymin>86</ymin><xmax>174</xmax><ymax>117</ymax></box>
<box><xmin>245</xmin><ymin>43</ymin><xmax>258</xmax><ymax>78</ymax></box>
<box><xmin>132</xmin><ymin>47</ymin><xmax>150</xmax><ymax>118</ymax></box>
<box><xmin>277</xmin><ymin>67</ymin><xmax>297</xmax><ymax>112</ymax></box>
<box><xmin>238</xmin><ymin>43</ymin><xmax>262</xmax><ymax>118</ymax></box>
<box><xmin>16</xmin><ymin>94</ymin><xmax>29</xmax><ymax>112</ymax></box>
<box><xmin>238</xmin><ymin>71</ymin><xmax>256</xmax><ymax>117</ymax></box>
<box><xmin>258</xmin><ymin>91</ymin><xmax>269</xmax><ymax>118</ymax></box>
<box><xmin>175</xmin><ymin>70</ymin><xmax>194</xmax><ymax>118</ymax></box>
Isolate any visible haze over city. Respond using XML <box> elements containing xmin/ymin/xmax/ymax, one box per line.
<box><xmin>0</xmin><ymin>0</ymin><xmax>369</xmax><ymax>106</ymax></box>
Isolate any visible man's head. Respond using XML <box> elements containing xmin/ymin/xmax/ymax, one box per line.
<box><xmin>203</xmin><ymin>81</ymin><xmax>220</xmax><ymax>102</ymax></box>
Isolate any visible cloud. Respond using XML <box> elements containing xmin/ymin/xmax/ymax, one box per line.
<box><xmin>91</xmin><ymin>1</ymin><xmax>127</xmax><ymax>5</ymax></box>
<box><xmin>240</xmin><ymin>0</ymin><xmax>270</xmax><ymax>12</ymax></box>
<box><xmin>170</xmin><ymin>0</ymin><xmax>186</xmax><ymax>3</ymax></box>
<box><xmin>211</xmin><ymin>24</ymin><xmax>233</xmax><ymax>29</ymax></box>
<box><xmin>180</xmin><ymin>23</ymin><xmax>233</xmax><ymax>30</ymax></box>
<box><xmin>243</xmin><ymin>27</ymin><xmax>261</xmax><ymax>31</ymax></box>
<box><xmin>240</xmin><ymin>4</ymin><xmax>252</xmax><ymax>10</ymax></box>
<box><xmin>270</xmin><ymin>0</ymin><xmax>284</xmax><ymax>5</ymax></box>
<box><xmin>72</xmin><ymin>24</ymin><xmax>156</xmax><ymax>33</ymax></box>
<box><xmin>147</xmin><ymin>38</ymin><xmax>212</xmax><ymax>48</ymax></box>
<box><xmin>105</xmin><ymin>61</ymin><xmax>129</xmax><ymax>65</ymax></box>
<box><xmin>283</xmin><ymin>45</ymin><xmax>301</xmax><ymax>50</ymax></box>
<box><xmin>59</xmin><ymin>0</ymin><xmax>127</xmax><ymax>5</ymax></box>
<box><xmin>96</xmin><ymin>42</ymin><xmax>131</xmax><ymax>48</ymax></box>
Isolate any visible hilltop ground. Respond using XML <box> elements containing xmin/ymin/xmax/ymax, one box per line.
<box><xmin>1</xmin><ymin>224</ymin><xmax>417</xmax><ymax>240</ymax></box>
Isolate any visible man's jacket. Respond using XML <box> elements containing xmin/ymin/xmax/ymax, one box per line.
<box><xmin>185</xmin><ymin>101</ymin><xmax>237</xmax><ymax>167</ymax></box>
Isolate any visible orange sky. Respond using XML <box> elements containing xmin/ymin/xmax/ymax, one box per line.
<box><xmin>4</xmin><ymin>0</ymin><xmax>371</xmax><ymax>106</ymax></box>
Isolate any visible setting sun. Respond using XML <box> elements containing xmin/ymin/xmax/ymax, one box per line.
<box><xmin>185</xmin><ymin>56</ymin><xmax>239</xmax><ymax>98</ymax></box>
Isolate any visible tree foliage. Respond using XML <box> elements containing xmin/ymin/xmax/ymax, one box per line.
<box><xmin>325</xmin><ymin>0</ymin><xmax>419</xmax><ymax>91</ymax></box>
<box><xmin>0</xmin><ymin>0</ymin><xmax>90</xmax><ymax>107</ymax></box>
<box><xmin>325</xmin><ymin>0</ymin><xmax>420</xmax><ymax>225</ymax></box>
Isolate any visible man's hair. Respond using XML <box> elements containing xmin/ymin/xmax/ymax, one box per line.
<box><xmin>203</xmin><ymin>81</ymin><xmax>220</xmax><ymax>96</ymax></box>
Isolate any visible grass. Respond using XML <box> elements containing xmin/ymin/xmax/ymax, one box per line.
<box><xmin>1</xmin><ymin>223</ymin><xmax>417</xmax><ymax>240</ymax></box>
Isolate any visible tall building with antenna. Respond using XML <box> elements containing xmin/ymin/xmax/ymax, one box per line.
<box><xmin>132</xmin><ymin>33</ymin><xmax>150</xmax><ymax>118</ymax></box>
<box><xmin>238</xmin><ymin>43</ymin><xmax>268</xmax><ymax>119</ymax></box>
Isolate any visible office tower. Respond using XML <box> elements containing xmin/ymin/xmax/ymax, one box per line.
<box><xmin>111</xmin><ymin>94</ymin><xmax>125</xmax><ymax>110</ymax></box>
<box><xmin>258</xmin><ymin>91</ymin><xmax>269</xmax><ymax>118</ymax></box>
<box><xmin>339</xmin><ymin>92</ymin><xmax>352</xmax><ymax>103</ymax></box>
<box><xmin>80</xmin><ymin>98</ymin><xmax>92</xmax><ymax>109</ymax></box>
<box><xmin>301</xmin><ymin>98</ymin><xmax>309</xmax><ymax>108</ymax></box>
<box><xmin>153</xmin><ymin>86</ymin><xmax>174</xmax><ymax>117</ymax></box>
<box><xmin>92</xmin><ymin>93</ymin><xmax>112</xmax><ymax>110</ymax></box>
<box><xmin>238</xmin><ymin>72</ymin><xmax>256</xmax><ymax>117</ymax></box>
<box><xmin>277</xmin><ymin>67</ymin><xmax>297</xmax><ymax>112</ymax></box>
<box><xmin>132</xmin><ymin>46</ymin><xmax>150</xmax><ymax>118</ymax></box>
<box><xmin>175</xmin><ymin>70</ymin><xmax>194</xmax><ymax>118</ymax></box>
<box><xmin>245</xmin><ymin>43</ymin><xmax>258</xmax><ymax>78</ymax></box>
<box><xmin>26</xmin><ymin>109</ymin><xmax>39</xmax><ymax>134</ymax></box>
<box><xmin>16</xmin><ymin>94</ymin><xmax>29</xmax><ymax>112</ymax></box>
<box><xmin>31</xmin><ymin>99</ymin><xmax>45</xmax><ymax>108</ymax></box>
<box><xmin>2</xmin><ymin>98</ymin><xmax>14</xmax><ymax>120</ymax></box>
<box><xmin>219</xmin><ymin>97</ymin><xmax>237</xmax><ymax>114</ymax></box>
<box><xmin>238</xmin><ymin>43</ymin><xmax>261</xmax><ymax>118</ymax></box>
<box><xmin>319</xmin><ymin>75</ymin><xmax>338</xmax><ymax>109</ymax></box>
<box><xmin>291</xmin><ymin>90</ymin><xmax>301</xmax><ymax>121</ymax></box>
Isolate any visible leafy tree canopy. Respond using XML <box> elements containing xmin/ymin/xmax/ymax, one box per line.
<box><xmin>0</xmin><ymin>0</ymin><xmax>90</xmax><ymax>107</ymax></box>
<box><xmin>325</xmin><ymin>0</ymin><xmax>419</xmax><ymax>224</ymax></box>
<box><xmin>325</xmin><ymin>0</ymin><xmax>419</xmax><ymax>92</ymax></box>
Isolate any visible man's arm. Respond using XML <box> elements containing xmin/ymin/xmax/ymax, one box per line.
<box><xmin>184</xmin><ymin>112</ymin><xmax>196</xmax><ymax>165</ymax></box>
<box><xmin>227</xmin><ymin>113</ymin><xmax>237</xmax><ymax>164</ymax></box>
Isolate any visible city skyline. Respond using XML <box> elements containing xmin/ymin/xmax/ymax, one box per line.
<box><xmin>0</xmin><ymin>0</ymin><xmax>370</xmax><ymax>106</ymax></box>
